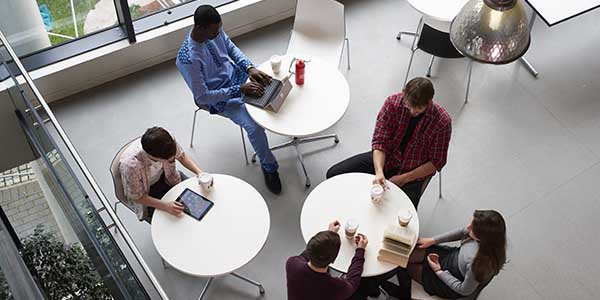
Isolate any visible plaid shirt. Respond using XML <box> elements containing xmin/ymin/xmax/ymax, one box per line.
<box><xmin>372</xmin><ymin>93</ymin><xmax>452</xmax><ymax>178</ymax></box>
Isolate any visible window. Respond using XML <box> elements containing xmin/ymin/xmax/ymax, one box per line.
<box><xmin>128</xmin><ymin>0</ymin><xmax>196</xmax><ymax>20</ymax></box>
<box><xmin>0</xmin><ymin>0</ymin><xmax>119</xmax><ymax>57</ymax></box>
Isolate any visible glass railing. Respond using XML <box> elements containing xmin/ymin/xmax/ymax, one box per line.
<box><xmin>0</xmin><ymin>30</ymin><xmax>167</xmax><ymax>299</ymax></box>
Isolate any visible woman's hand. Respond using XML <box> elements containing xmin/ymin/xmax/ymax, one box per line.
<box><xmin>162</xmin><ymin>201</ymin><xmax>184</xmax><ymax>217</ymax></box>
<box><xmin>417</xmin><ymin>237</ymin><xmax>436</xmax><ymax>249</ymax></box>
<box><xmin>427</xmin><ymin>253</ymin><xmax>442</xmax><ymax>272</ymax></box>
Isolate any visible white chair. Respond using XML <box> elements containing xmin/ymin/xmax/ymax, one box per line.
<box><xmin>287</xmin><ymin>0</ymin><xmax>350</xmax><ymax>69</ymax></box>
<box><xmin>380</xmin><ymin>279</ymin><xmax>492</xmax><ymax>300</ymax></box>
<box><xmin>190</xmin><ymin>108</ymin><xmax>249</xmax><ymax>164</ymax></box>
<box><xmin>109</xmin><ymin>138</ymin><xmax>141</xmax><ymax>230</ymax></box>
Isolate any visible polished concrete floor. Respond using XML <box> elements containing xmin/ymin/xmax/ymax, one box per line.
<box><xmin>51</xmin><ymin>0</ymin><xmax>600</xmax><ymax>299</ymax></box>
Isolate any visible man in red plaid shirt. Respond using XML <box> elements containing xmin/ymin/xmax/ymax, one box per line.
<box><xmin>327</xmin><ymin>77</ymin><xmax>451</xmax><ymax>207</ymax></box>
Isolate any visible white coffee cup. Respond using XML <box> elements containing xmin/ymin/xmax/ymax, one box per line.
<box><xmin>344</xmin><ymin>219</ymin><xmax>359</xmax><ymax>239</ymax></box>
<box><xmin>398</xmin><ymin>210</ymin><xmax>413</xmax><ymax>227</ymax></box>
<box><xmin>198</xmin><ymin>173</ymin><xmax>214</xmax><ymax>190</ymax></box>
<box><xmin>270</xmin><ymin>55</ymin><xmax>282</xmax><ymax>74</ymax></box>
<box><xmin>370</xmin><ymin>184</ymin><xmax>384</xmax><ymax>204</ymax></box>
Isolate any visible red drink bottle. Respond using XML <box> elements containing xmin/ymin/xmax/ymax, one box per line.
<box><xmin>295</xmin><ymin>59</ymin><xmax>305</xmax><ymax>85</ymax></box>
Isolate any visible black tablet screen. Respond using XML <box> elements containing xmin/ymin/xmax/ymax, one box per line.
<box><xmin>176</xmin><ymin>188</ymin><xmax>214</xmax><ymax>221</ymax></box>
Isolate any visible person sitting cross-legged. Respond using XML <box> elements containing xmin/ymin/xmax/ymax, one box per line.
<box><xmin>286</xmin><ymin>220</ymin><xmax>368</xmax><ymax>300</ymax></box>
<box><xmin>176</xmin><ymin>4</ymin><xmax>282</xmax><ymax>194</ymax></box>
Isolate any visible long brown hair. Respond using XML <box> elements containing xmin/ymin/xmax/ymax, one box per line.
<box><xmin>471</xmin><ymin>210</ymin><xmax>506</xmax><ymax>282</ymax></box>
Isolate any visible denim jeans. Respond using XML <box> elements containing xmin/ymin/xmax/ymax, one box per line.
<box><xmin>218</xmin><ymin>99</ymin><xmax>279</xmax><ymax>173</ymax></box>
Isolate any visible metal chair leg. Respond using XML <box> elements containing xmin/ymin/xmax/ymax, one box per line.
<box><xmin>396</xmin><ymin>31</ymin><xmax>417</xmax><ymax>40</ymax></box>
<box><xmin>190</xmin><ymin>109</ymin><xmax>199</xmax><ymax>148</ymax></box>
<box><xmin>426</xmin><ymin>55</ymin><xmax>435</xmax><ymax>77</ymax></box>
<box><xmin>113</xmin><ymin>201</ymin><xmax>121</xmax><ymax>234</ymax></box>
<box><xmin>197</xmin><ymin>277</ymin><xmax>213</xmax><ymax>300</ymax></box>
<box><xmin>403</xmin><ymin>17</ymin><xmax>423</xmax><ymax>87</ymax></box>
<box><xmin>438</xmin><ymin>171</ymin><xmax>442</xmax><ymax>199</ymax></box>
<box><xmin>404</xmin><ymin>49</ymin><xmax>417</xmax><ymax>87</ymax></box>
<box><xmin>465</xmin><ymin>60</ymin><xmax>474</xmax><ymax>104</ymax></box>
<box><xmin>240</xmin><ymin>126</ymin><xmax>249</xmax><ymax>164</ymax></box>
<box><xmin>345</xmin><ymin>37</ymin><xmax>350</xmax><ymax>70</ymax></box>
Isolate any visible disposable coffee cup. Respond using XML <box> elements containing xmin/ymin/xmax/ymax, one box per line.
<box><xmin>398</xmin><ymin>210</ymin><xmax>413</xmax><ymax>227</ymax></box>
<box><xmin>370</xmin><ymin>184</ymin><xmax>384</xmax><ymax>204</ymax></box>
<box><xmin>344</xmin><ymin>219</ymin><xmax>359</xmax><ymax>239</ymax></box>
<box><xmin>198</xmin><ymin>173</ymin><xmax>214</xmax><ymax>190</ymax></box>
<box><xmin>270</xmin><ymin>55</ymin><xmax>282</xmax><ymax>74</ymax></box>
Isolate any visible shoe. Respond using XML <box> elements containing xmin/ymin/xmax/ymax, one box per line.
<box><xmin>263</xmin><ymin>169</ymin><xmax>282</xmax><ymax>194</ymax></box>
<box><xmin>380</xmin><ymin>281</ymin><xmax>400</xmax><ymax>299</ymax></box>
<box><xmin>368</xmin><ymin>287</ymin><xmax>381</xmax><ymax>298</ymax></box>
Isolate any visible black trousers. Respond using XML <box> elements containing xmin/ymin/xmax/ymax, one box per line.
<box><xmin>144</xmin><ymin>171</ymin><xmax>187</xmax><ymax>223</ymax></box>
<box><xmin>326</xmin><ymin>151</ymin><xmax>425</xmax><ymax>208</ymax></box>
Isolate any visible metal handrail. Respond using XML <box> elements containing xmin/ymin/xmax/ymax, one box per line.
<box><xmin>0</xmin><ymin>30</ymin><xmax>169</xmax><ymax>300</ymax></box>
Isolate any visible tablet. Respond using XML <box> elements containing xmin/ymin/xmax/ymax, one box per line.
<box><xmin>176</xmin><ymin>188</ymin><xmax>214</xmax><ymax>221</ymax></box>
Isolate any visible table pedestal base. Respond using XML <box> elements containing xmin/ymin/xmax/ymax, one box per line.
<box><xmin>252</xmin><ymin>134</ymin><xmax>339</xmax><ymax>187</ymax></box>
<box><xmin>197</xmin><ymin>272</ymin><xmax>265</xmax><ymax>300</ymax></box>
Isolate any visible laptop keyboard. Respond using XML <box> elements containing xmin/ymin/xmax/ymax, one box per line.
<box><xmin>244</xmin><ymin>79</ymin><xmax>282</xmax><ymax>108</ymax></box>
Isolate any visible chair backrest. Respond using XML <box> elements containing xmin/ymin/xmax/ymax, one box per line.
<box><xmin>417</xmin><ymin>23</ymin><xmax>463</xmax><ymax>59</ymax></box>
<box><xmin>110</xmin><ymin>138</ymin><xmax>140</xmax><ymax>212</ymax></box>
<box><xmin>287</xmin><ymin>0</ymin><xmax>346</xmax><ymax>65</ymax></box>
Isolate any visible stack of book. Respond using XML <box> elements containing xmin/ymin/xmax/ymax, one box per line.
<box><xmin>377</xmin><ymin>225</ymin><xmax>416</xmax><ymax>268</ymax></box>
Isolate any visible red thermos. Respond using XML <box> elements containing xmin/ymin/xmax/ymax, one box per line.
<box><xmin>295</xmin><ymin>59</ymin><xmax>305</xmax><ymax>85</ymax></box>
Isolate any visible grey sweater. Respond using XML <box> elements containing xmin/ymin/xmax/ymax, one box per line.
<box><xmin>432</xmin><ymin>227</ymin><xmax>480</xmax><ymax>296</ymax></box>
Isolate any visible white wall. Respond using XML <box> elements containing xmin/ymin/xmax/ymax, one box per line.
<box><xmin>26</xmin><ymin>0</ymin><xmax>296</xmax><ymax>103</ymax></box>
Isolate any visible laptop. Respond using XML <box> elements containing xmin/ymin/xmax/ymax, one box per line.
<box><xmin>242</xmin><ymin>76</ymin><xmax>293</xmax><ymax>112</ymax></box>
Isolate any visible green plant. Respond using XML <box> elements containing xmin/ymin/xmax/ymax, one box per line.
<box><xmin>0</xmin><ymin>267</ymin><xmax>12</xmax><ymax>299</ymax></box>
<box><xmin>20</xmin><ymin>226</ymin><xmax>111</xmax><ymax>300</ymax></box>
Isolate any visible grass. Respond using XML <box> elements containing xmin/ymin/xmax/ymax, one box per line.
<box><xmin>36</xmin><ymin>0</ymin><xmax>99</xmax><ymax>45</ymax></box>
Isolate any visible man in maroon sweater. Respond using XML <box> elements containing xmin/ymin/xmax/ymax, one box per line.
<box><xmin>286</xmin><ymin>220</ymin><xmax>368</xmax><ymax>300</ymax></box>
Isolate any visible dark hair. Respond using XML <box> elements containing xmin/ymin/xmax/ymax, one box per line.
<box><xmin>306</xmin><ymin>231</ymin><xmax>341</xmax><ymax>268</ymax></box>
<box><xmin>403</xmin><ymin>77</ymin><xmax>435</xmax><ymax>107</ymax></box>
<box><xmin>194</xmin><ymin>5</ymin><xmax>221</xmax><ymax>27</ymax></box>
<box><xmin>471</xmin><ymin>210</ymin><xmax>507</xmax><ymax>282</ymax></box>
<box><xmin>141</xmin><ymin>127</ymin><xmax>177</xmax><ymax>160</ymax></box>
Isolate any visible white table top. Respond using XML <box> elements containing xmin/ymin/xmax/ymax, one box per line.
<box><xmin>525</xmin><ymin>0</ymin><xmax>600</xmax><ymax>26</ymax></box>
<box><xmin>246</xmin><ymin>55</ymin><xmax>350</xmax><ymax>138</ymax></box>
<box><xmin>300</xmin><ymin>173</ymin><xmax>419</xmax><ymax>277</ymax></box>
<box><xmin>407</xmin><ymin>0</ymin><xmax>469</xmax><ymax>22</ymax></box>
<box><xmin>151</xmin><ymin>175</ymin><xmax>270</xmax><ymax>277</ymax></box>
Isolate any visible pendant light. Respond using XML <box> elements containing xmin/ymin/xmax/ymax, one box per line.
<box><xmin>450</xmin><ymin>0</ymin><xmax>530</xmax><ymax>64</ymax></box>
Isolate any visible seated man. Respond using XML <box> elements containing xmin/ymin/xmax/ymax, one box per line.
<box><xmin>176</xmin><ymin>4</ymin><xmax>282</xmax><ymax>194</ymax></box>
<box><xmin>327</xmin><ymin>77</ymin><xmax>451</xmax><ymax>207</ymax></box>
<box><xmin>118</xmin><ymin>127</ymin><xmax>205</xmax><ymax>222</ymax></box>
<box><xmin>286</xmin><ymin>220</ymin><xmax>368</xmax><ymax>300</ymax></box>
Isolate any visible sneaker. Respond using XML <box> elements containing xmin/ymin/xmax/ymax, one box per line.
<box><xmin>263</xmin><ymin>169</ymin><xmax>282</xmax><ymax>194</ymax></box>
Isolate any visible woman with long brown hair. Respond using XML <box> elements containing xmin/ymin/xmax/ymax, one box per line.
<box><xmin>380</xmin><ymin>209</ymin><xmax>507</xmax><ymax>299</ymax></box>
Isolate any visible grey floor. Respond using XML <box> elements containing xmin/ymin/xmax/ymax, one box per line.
<box><xmin>50</xmin><ymin>0</ymin><xmax>600</xmax><ymax>299</ymax></box>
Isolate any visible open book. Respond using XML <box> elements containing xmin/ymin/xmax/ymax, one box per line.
<box><xmin>377</xmin><ymin>225</ymin><xmax>416</xmax><ymax>268</ymax></box>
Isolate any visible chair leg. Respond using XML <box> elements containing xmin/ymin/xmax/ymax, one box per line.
<box><xmin>345</xmin><ymin>37</ymin><xmax>351</xmax><ymax>70</ymax></box>
<box><xmin>465</xmin><ymin>60</ymin><xmax>474</xmax><ymax>104</ymax></box>
<box><xmin>190</xmin><ymin>109</ymin><xmax>199</xmax><ymax>148</ymax></box>
<box><xmin>403</xmin><ymin>17</ymin><xmax>423</xmax><ymax>87</ymax></box>
<box><xmin>403</xmin><ymin>49</ymin><xmax>417</xmax><ymax>87</ymax></box>
<box><xmin>240</xmin><ymin>126</ymin><xmax>249</xmax><ymax>164</ymax></box>
<box><xmin>438</xmin><ymin>171</ymin><xmax>442</xmax><ymax>199</ymax></box>
<box><xmin>113</xmin><ymin>201</ymin><xmax>121</xmax><ymax>234</ymax></box>
<box><xmin>426</xmin><ymin>55</ymin><xmax>435</xmax><ymax>77</ymax></box>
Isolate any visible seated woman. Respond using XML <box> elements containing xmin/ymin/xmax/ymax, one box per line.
<box><xmin>381</xmin><ymin>210</ymin><xmax>506</xmax><ymax>299</ymax></box>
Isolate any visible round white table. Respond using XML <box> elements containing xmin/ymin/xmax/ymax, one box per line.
<box><xmin>246</xmin><ymin>54</ymin><xmax>350</xmax><ymax>138</ymax></box>
<box><xmin>300</xmin><ymin>173</ymin><xmax>419</xmax><ymax>277</ymax></box>
<box><xmin>246</xmin><ymin>54</ymin><xmax>350</xmax><ymax>187</ymax></box>
<box><xmin>151</xmin><ymin>175</ymin><xmax>269</xmax><ymax>298</ymax></box>
<box><xmin>407</xmin><ymin>0</ymin><xmax>468</xmax><ymax>23</ymax></box>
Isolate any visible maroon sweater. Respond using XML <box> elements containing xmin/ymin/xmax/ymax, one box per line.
<box><xmin>286</xmin><ymin>248</ymin><xmax>365</xmax><ymax>300</ymax></box>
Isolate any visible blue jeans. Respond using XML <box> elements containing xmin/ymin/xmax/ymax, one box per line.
<box><xmin>218</xmin><ymin>99</ymin><xmax>279</xmax><ymax>173</ymax></box>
